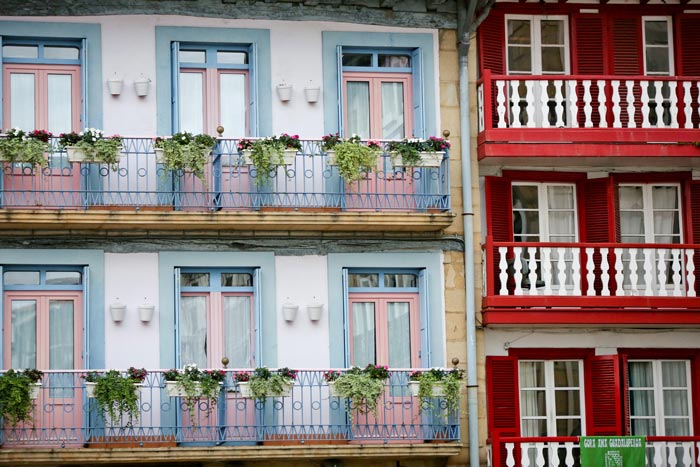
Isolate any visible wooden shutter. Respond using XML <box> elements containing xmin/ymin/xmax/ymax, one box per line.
<box><xmin>487</xmin><ymin>356</ymin><xmax>520</xmax><ymax>467</ymax></box>
<box><xmin>677</xmin><ymin>15</ymin><xmax>700</xmax><ymax>76</ymax></box>
<box><xmin>585</xmin><ymin>355</ymin><xmax>622</xmax><ymax>436</ymax></box>
<box><xmin>478</xmin><ymin>11</ymin><xmax>505</xmax><ymax>76</ymax></box>
<box><xmin>620</xmin><ymin>353</ymin><xmax>630</xmax><ymax>435</ymax></box>
<box><xmin>692</xmin><ymin>353</ymin><xmax>700</xmax><ymax>436</ymax></box>
<box><xmin>486</xmin><ymin>177</ymin><xmax>513</xmax><ymax>294</ymax></box>
<box><xmin>573</xmin><ymin>15</ymin><xmax>605</xmax><ymax>75</ymax></box>
<box><xmin>610</xmin><ymin>17</ymin><xmax>642</xmax><ymax>75</ymax></box>
<box><xmin>686</xmin><ymin>181</ymin><xmax>700</xmax><ymax>296</ymax></box>
<box><xmin>581</xmin><ymin>177</ymin><xmax>613</xmax><ymax>243</ymax></box>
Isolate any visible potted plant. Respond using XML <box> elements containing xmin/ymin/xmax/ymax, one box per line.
<box><xmin>408</xmin><ymin>368</ymin><xmax>464</xmax><ymax>412</ymax></box>
<box><xmin>154</xmin><ymin>132</ymin><xmax>216</xmax><ymax>184</ymax></box>
<box><xmin>326</xmin><ymin>364</ymin><xmax>388</xmax><ymax>418</ymax></box>
<box><xmin>0</xmin><ymin>128</ymin><xmax>51</xmax><ymax>167</ymax></box>
<box><xmin>328</xmin><ymin>135</ymin><xmax>381</xmax><ymax>182</ymax></box>
<box><xmin>237</xmin><ymin>134</ymin><xmax>302</xmax><ymax>187</ymax></box>
<box><xmin>59</xmin><ymin>128</ymin><xmax>123</xmax><ymax>168</ymax></box>
<box><xmin>0</xmin><ymin>369</ymin><xmax>44</xmax><ymax>426</ymax></box>
<box><xmin>387</xmin><ymin>136</ymin><xmax>450</xmax><ymax>168</ymax></box>
<box><xmin>84</xmin><ymin>367</ymin><xmax>146</xmax><ymax>426</ymax></box>
<box><xmin>320</xmin><ymin>133</ymin><xmax>342</xmax><ymax>164</ymax></box>
<box><xmin>163</xmin><ymin>364</ymin><xmax>225</xmax><ymax>424</ymax></box>
<box><xmin>236</xmin><ymin>367</ymin><xmax>296</xmax><ymax>400</ymax></box>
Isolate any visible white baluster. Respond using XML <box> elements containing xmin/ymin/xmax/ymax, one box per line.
<box><xmin>549</xmin><ymin>442</ymin><xmax>560</xmax><ymax>467</ymax></box>
<box><xmin>540</xmin><ymin>81</ymin><xmax>551</xmax><ymax>128</ymax></box>
<box><xmin>669</xmin><ymin>443</ymin><xmax>678</xmax><ymax>467</ymax></box>
<box><xmin>652</xmin><ymin>441</ymin><xmax>664</xmax><ymax>467</ymax></box>
<box><xmin>554</xmin><ymin>80</ymin><xmax>564</xmax><ymax>127</ymax></box>
<box><xmin>586</xmin><ymin>247</ymin><xmax>596</xmax><ymax>296</ymax></box>
<box><xmin>657</xmin><ymin>249</ymin><xmax>668</xmax><ymax>296</ymax></box>
<box><xmin>686</xmin><ymin>250</ymin><xmax>696</xmax><ymax>297</ymax></box>
<box><xmin>653</xmin><ymin>81</ymin><xmax>664</xmax><ymax>127</ymax></box>
<box><xmin>542</xmin><ymin>247</ymin><xmax>553</xmax><ymax>295</ymax></box>
<box><xmin>644</xmin><ymin>248</ymin><xmax>654</xmax><ymax>296</ymax></box>
<box><xmin>478</xmin><ymin>84</ymin><xmax>485</xmax><ymax>132</ymax></box>
<box><xmin>564</xmin><ymin>442</ymin><xmax>575</xmax><ymax>467</ymax></box>
<box><xmin>612</xmin><ymin>80</ymin><xmax>622</xmax><ymax>128</ymax></box>
<box><xmin>510</xmin><ymin>81</ymin><xmax>522</xmax><ymax>128</ymax></box>
<box><xmin>535</xmin><ymin>442</ymin><xmax>545</xmax><ymax>467</ymax></box>
<box><xmin>572</xmin><ymin>248</ymin><xmax>581</xmax><ymax>295</ymax></box>
<box><xmin>600</xmin><ymin>248</ymin><xmax>610</xmax><ymax>296</ymax></box>
<box><xmin>557</xmin><ymin>247</ymin><xmax>567</xmax><ymax>296</ymax></box>
<box><xmin>497</xmin><ymin>80</ymin><xmax>507</xmax><ymax>128</ymax></box>
<box><xmin>671</xmin><ymin>248</ymin><xmax>682</xmax><ymax>296</ymax></box>
<box><xmin>641</xmin><ymin>81</ymin><xmax>651</xmax><ymax>128</ymax></box>
<box><xmin>682</xmin><ymin>442</ymin><xmax>692</xmax><ymax>467</ymax></box>
<box><xmin>521</xmin><ymin>443</ymin><xmax>531</xmax><ymax>467</ymax></box>
<box><xmin>499</xmin><ymin>246</ymin><xmax>509</xmax><ymax>296</ymax></box>
<box><xmin>683</xmin><ymin>81</ymin><xmax>693</xmax><ymax>129</ymax></box>
<box><xmin>567</xmin><ymin>80</ymin><xmax>579</xmax><ymax>128</ymax></box>
<box><xmin>669</xmin><ymin>81</ymin><xmax>678</xmax><ymax>128</ymax></box>
<box><xmin>528</xmin><ymin>246</ymin><xmax>538</xmax><ymax>295</ymax></box>
<box><xmin>695</xmin><ymin>441</ymin><xmax>700</xmax><ymax>466</ymax></box>
<box><xmin>615</xmin><ymin>248</ymin><xmax>624</xmax><ymax>296</ymax></box>
<box><xmin>583</xmin><ymin>80</ymin><xmax>593</xmax><ymax>127</ymax></box>
<box><xmin>626</xmin><ymin>80</ymin><xmax>636</xmax><ymax>128</ymax></box>
<box><xmin>506</xmin><ymin>442</ymin><xmax>515</xmax><ymax>467</ymax></box>
<box><xmin>629</xmin><ymin>248</ymin><xmax>639</xmax><ymax>295</ymax></box>
<box><xmin>597</xmin><ymin>80</ymin><xmax>608</xmax><ymax>128</ymax></box>
<box><xmin>525</xmin><ymin>81</ymin><xmax>535</xmax><ymax>128</ymax></box>
<box><xmin>514</xmin><ymin>247</ymin><xmax>524</xmax><ymax>295</ymax></box>
<box><xmin>487</xmin><ymin>445</ymin><xmax>493</xmax><ymax>467</ymax></box>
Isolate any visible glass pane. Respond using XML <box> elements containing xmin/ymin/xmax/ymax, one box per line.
<box><xmin>663</xmin><ymin>390</ymin><xmax>689</xmax><ymax>416</ymax></box>
<box><xmin>342</xmin><ymin>53</ymin><xmax>372</xmax><ymax>67</ymax></box>
<box><xmin>221</xmin><ymin>273</ymin><xmax>252</xmax><ymax>287</ymax></box>
<box><xmin>662</xmin><ymin>361</ymin><xmax>687</xmax><ymax>387</ymax></box>
<box><xmin>519</xmin><ymin>361</ymin><xmax>545</xmax><ymax>388</ymax></box>
<box><xmin>520</xmin><ymin>390</ymin><xmax>546</xmax><ymax>416</ymax></box>
<box><xmin>541</xmin><ymin>21</ymin><xmax>565</xmax><ymax>45</ymax></box>
<box><xmin>619</xmin><ymin>186</ymin><xmax>643</xmax><ymax>209</ymax></box>
<box><xmin>387</xmin><ymin>302</ymin><xmax>411</xmax><ymax>368</ymax></box>
<box><xmin>223</xmin><ymin>296</ymin><xmax>252</xmax><ymax>368</ymax></box>
<box><xmin>181</xmin><ymin>272</ymin><xmax>210</xmax><ymax>287</ymax></box>
<box><xmin>548</xmin><ymin>186</ymin><xmax>574</xmax><ymax>209</ymax></box>
<box><xmin>646</xmin><ymin>48</ymin><xmax>670</xmax><ymax>74</ymax></box>
<box><xmin>629</xmin><ymin>362</ymin><xmax>654</xmax><ymax>387</ymax></box>
<box><xmin>49</xmin><ymin>300</ymin><xmax>74</xmax><ymax>369</ymax></box>
<box><xmin>219</xmin><ymin>73</ymin><xmax>247</xmax><ymax>137</ymax></box>
<box><xmin>508</xmin><ymin>20</ymin><xmax>531</xmax><ymax>44</ymax></box>
<box><xmin>541</xmin><ymin>47</ymin><xmax>565</xmax><ymax>73</ymax></box>
<box><xmin>554</xmin><ymin>390</ymin><xmax>581</xmax><ymax>415</ymax></box>
<box><xmin>522</xmin><ymin>419</ymin><xmax>547</xmax><ymax>437</ymax></box>
<box><xmin>664</xmin><ymin>418</ymin><xmax>690</xmax><ymax>436</ymax></box>
<box><xmin>44</xmin><ymin>46</ymin><xmax>80</xmax><ymax>60</ymax></box>
<box><xmin>179</xmin><ymin>72</ymin><xmax>204</xmax><ymax>134</ymax></box>
<box><xmin>4</xmin><ymin>271</ymin><xmax>40</xmax><ymax>286</ymax></box>
<box><xmin>179</xmin><ymin>50</ymin><xmax>206</xmax><ymax>63</ymax></box>
<box><xmin>653</xmin><ymin>212</ymin><xmax>680</xmax><ymax>236</ymax></box>
<box><xmin>620</xmin><ymin>212</ymin><xmax>645</xmax><ymax>237</ymax></box>
<box><xmin>508</xmin><ymin>46</ymin><xmax>532</xmax><ymax>73</ymax></box>
<box><xmin>346</xmin><ymin>81</ymin><xmax>371</xmax><ymax>139</ymax></box>
<box><xmin>348</xmin><ymin>273</ymin><xmax>378</xmax><ymax>288</ymax></box>
<box><xmin>46</xmin><ymin>271</ymin><xmax>81</xmax><ymax>285</ymax></box>
<box><xmin>513</xmin><ymin>185</ymin><xmax>539</xmax><ymax>209</ymax></box>
<box><xmin>378</xmin><ymin>54</ymin><xmax>410</xmax><ymax>68</ymax></box>
<box><xmin>10</xmin><ymin>73</ymin><xmax>35</xmax><ymax>130</ymax></box>
<box><xmin>11</xmin><ymin>300</ymin><xmax>37</xmax><ymax>369</ymax></box>
<box><xmin>556</xmin><ymin>418</ymin><xmax>581</xmax><ymax>437</ymax></box>
<box><xmin>631</xmin><ymin>418</ymin><xmax>655</xmax><ymax>436</ymax></box>
<box><xmin>514</xmin><ymin>211</ymin><xmax>540</xmax><ymax>237</ymax></box>
<box><xmin>553</xmin><ymin>361</ymin><xmax>579</xmax><ymax>387</ymax></box>
<box><xmin>548</xmin><ymin>212</ymin><xmax>575</xmax><ymax>236</ymax></box>
<box><xmin>3</xmin><ymin>45</ymin><xmax>38</xmax><ymax>59</ymax></box>
<box><xmin>180</xmin><ymin>296</ymin><xmax>207</xmax><ymax>368</ymax></box>
<box><xmin>384</xmin><ymin>274</ymin><xmax>417</xmax><ymax>288</ymax></box>
<box><xmin>652</xmin><ymin>186</ymin><xmax>678</xmax><ymax>209</ymax></box>
<box><xmin>381</xmin><ymin>82</ymin><xmax>405</xmax><ymax>139</ymax></box>
<box><xmin>352</xmin><ymin>302</ymin><xmax>376</xmax><ymax>367</ymax></box>
<box><xmin>47</xmin><ymin>73</ymin><xmax>73</xmax><ymax>135</ymax></box>
<box><xmin>645</xmin><ymin>21</ymin><xmax>669</xmax><ymax>46</ymax></box>
<box><xmin>630</xmin><ymin>389</ymin><xmax>655</xmax><ymax>416</ymax></box>
<box><xmin>217</xmin><ymin>51</ymin><xmax>247</xmax><ymax>65</ymax></box>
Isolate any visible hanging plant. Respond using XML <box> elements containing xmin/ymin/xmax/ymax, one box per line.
<box><xmin>59</xmin><ymin>128</ymin><xmax>123</xmax><ymax>169</ymax></box>
<box><xmin>326</xmin><ymin>364</ymin><xmax>388</xmax><ymax>419</ymax></box>
<box><xmin>331</xmin><ymin>136</ymin><xmax>381</xmax><ymax>182</ymax></box>
<box><xmin>408</xmin><ymin>368</ymin><xmax>464</xmax><ymax>412</ymax></box>
<box><xmin>163</xmin><ymin>364</ymin><xmax>225</xmax><ymax>425</ymax></box>
<box><xmin>0</xmin><ymin>128</ymin><xmax>51</xmax><ymax>167</ymax></box>
<box><xmin>236</xmin><ymin>367</ymin><xmax>297</xmax><ymax>400</ymax></box>
<box><xmin>154</xmin><ymin>132</ymin><xmax>216</xmax><ymax>185</ymax></box>
<box><xmin>237</xmin><ymin>134</ymin><xmax>301</xmax><ymax>187</ymax></box>
<box><xmin>84</xmin><ymin>367</ymin><xmax>146</xmax><ymax>426</ymax></box>
<box><xmin>0</xmin><ymin>369</ymin><xmax>44</xmax><ymax>426</ymax></box>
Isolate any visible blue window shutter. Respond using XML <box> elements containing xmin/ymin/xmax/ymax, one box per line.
<box><xmin>411</xmin><ymin>47</ymin><xmax>425</xmax><ymax>138</ymax></box>
<box><xmin>170</xmin><ymin>41</ymin><xmax>180</xmax><ymax>133</ymax></box>
<box><xmin>253</xmin><ymin>268</ymin><xmax>262</xmax><ymax>366</ymax></box>
<box><xmin>81</xmin><ymin>38</ymin><xmax>88</xmax><ymax>128</ymax></box>
<box><xmin>341</xmin><ymin>268</ymin><xmax>350</xmax><ymax>367</ymax></box>
<box><xmin>173</xmin><ymin>267</ymin><xmax>181</xmax><ymax>367</ymax></box>
<box><xmin>82</xmin><ymin>265</ymin><xmax>89</xmax><ymax>367</ymax></box>
<box><xmin>418</xmin><ymin>268</ymin><xmax>430</xmax><ymax>366</ymax></box>
<box><xmin>249</xmin><ymin>43</ymin><xmax>258</xmax><ymax>136</ymax></box>
<box><xmin>336</xmin><ymin>45</ymin><xmax>344</xmax><ymax>136</ymax></box>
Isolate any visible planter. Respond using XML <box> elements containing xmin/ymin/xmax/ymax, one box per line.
<box><xmin>237</xmin><ymin>381</ymin><xmax>293</xmax><ymax>398</ymax></box>
<box><xmin>391</xmin><ymin>151</ymin><xmax>445</xmax><ymax>168</ymax></box>
<box><xmin>154</xmin><ymin>148</ymin><xmax>212</xmax><ymax>167</ymax></box>
<box><xmin>325</xmin><ymin>150</ymin><xmax>337</xmax><ymax>165</ymax></box>
<box><xmin>110</xmin><ymin>303</ymin><xmax>126</xmax><ymax>323</ymax></box>
<box><xmin>304</xmin><ymin>86</ymin><xmax>321</xmax><ymax>103</ymax></box>
<box><xmin>328</xmin><ymin>381</ymin><xmax>339</xmax><ymax>397</ymax></box>
<box><xmin>282</xmin><ymin>303</ymin><xmax>298</xmax><ymax>322</ymax></box>
<box><xmin>241</xmin><ymin>149</ymin><xmax>297</xmax><ymax>166</ymax></box>
<box><xmin>107</xmin><ymin>77</ymin><xmax>123</xmax><ymax>96</ymax></box>
<box><xmin>138</xmin><ymin>304</ymin><xmax>155</xmax><ymax>322</ymax></box>
<box><xmin>134</xmin><ymin>77</ymin><xmax>151</xmax><ymax>97</ymax></box>
<box><xmin>164</xmin><ymin>380</ymin><xmax>221</xmax><ymax>397</ymax></box>
<box><xmin>276</xmin><ymin>84</ymin><xmax>292</xmax><ymax>102</ymax></box>
<box><xmin>307</xmin><ymin>303</ymin><xmax>323</xmax><ymax>321</ymax></box>
<box><xmin>85</xmin><ymin>381</ymin><xmax>143</xmax><ymax>398</ymax></box>
<box><xmin>65</xmin><ymin>146</ymin><xmax>124</xmax><ymax>164</ymax></box>
<box><xmin>407</xmin><ymin>381</ymin><xmax>445</xmax><ymax>397</ymax></box>
<box><xmin>30</xmin><ymin>383</ymin><xmax>42</xmax><ymax>399</ymax></box>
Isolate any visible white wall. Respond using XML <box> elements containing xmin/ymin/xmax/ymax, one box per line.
<box><xmin>104</xmin><ymin>253</ymin><xmax>160</xmax><ymax>369</ymax></box>
<box><xmin>275</xmin><ymin>255</ymin><xmax>330</xmax><ymax>368</ymax></box>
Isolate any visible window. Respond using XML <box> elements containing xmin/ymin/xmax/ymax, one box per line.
<box><xmin>519</xmin><ymin>360</ymin><xmax>585</xmax><ymax>437</ymax></box>
<box><xmin>618</xmin><ymin>184</ymin><xmax>681</xmax><ymax>244</ymax></box>
<box><xmin>178</xmin><ymin>269</ymin><xmax>254</xmax><ymax>368</ymax></box>
<box><xmin>628</xmin><ymin>360</ymin><xmax>692</xmax><ymax>436</ymax></box>
<box><xmin>643</xmin><ymin>17</ymin><xmax>674</xmax><ymax>76</ymax></box>
<box><xmin>506</xmin><ymin>16</ymin><xmax>569</xmax><ymax>75</ymax></box>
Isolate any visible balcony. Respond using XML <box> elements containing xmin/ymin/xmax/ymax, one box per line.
<box><xmin>477</xmin><ymin>71</ymin><xmax>700</xmax><ymax>161</ymax></box>
<box><xmin>487</xmin><ymin>436</ymin><xmax>700</xmax><ymax>467</ymax></box>
<box><xmin>482</xmin><ymin>239</ymin><xmax>700</xmax><ymax>325</ymax></box>
<box><xmin>0</xmin><ymin>369</ymin><xmax>460</xmax><ymax>464</ymax></box>
<box><xmin>0</xmin><ymin>138</ymin><xmax>452</xmax><ymax>234</ymax></box>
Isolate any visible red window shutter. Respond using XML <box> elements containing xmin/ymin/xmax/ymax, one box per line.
<box><xmin>693</xmin><ymin>354</ymin><xmax>700</xmax><ymax>436</ymax></box>
<box><xmin>573</xmin><ymin>15</ymin><xmax>605</xmax><ymax>75</ymax></box>
<box><xmin>610</xmin><ymin>17</ymin><xmax>642</xmax><ymax>75</ymax></box>
<box><xmin>620</xmin><ymin>354</ymin><xmax>630</xmax><ymax>435</ymax></box>
<box><xmin>585</xmin><ymin>355</ymin><xmax>622</xmax><ymax>436</ymax></box>
<box><xmin>677</xmin><ymin>15</ymin><xmax>700</xmax><ymax>76</ymax></box>
<box><xmin>687</xmin><ymin>181</ymin><xmax>700</xmax><ymax>296</ymax></box>
<box><xmin>485</xmin><ymin>176</ymin><xmax>513</xmax><ymax>293</ymax></box>
<box><xmin>486</xmin><ymin>356</ymin><xmax>520</xmax><ymax>467</ymax></box>
<box><xmin>581</xmin><ymin>177</ymin><xmax>613</xmax><ymax>243</ymax></box>
<box><xmin>478</xmin><ymin>11</ymin><xmax>505</xmax><ymax>76</ymax></box>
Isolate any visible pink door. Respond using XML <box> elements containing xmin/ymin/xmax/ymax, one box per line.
<box><xmin>3</xmin><ymin>292</ymin><xmax>83</xmax><ymax>446</ymax></box>
<box><xmin>348</xmin><ymin>293</ymin><xmax>421</xmax><ymax>441</ymax></box>
<box><xmin>2</xmin><ymin>64</ymin><xmax>82</xmax><ymax>209</ymax></box>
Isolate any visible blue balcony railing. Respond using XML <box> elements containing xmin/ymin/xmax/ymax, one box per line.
<box><xmin>0</xmin><ymin>369</ymin><xmax>460</xmax><ymax>448</ymax></box>
<box><xmin>0</xmin><ymin>138</ymin><xmax>450</xmax><ymax>212</ymax></box>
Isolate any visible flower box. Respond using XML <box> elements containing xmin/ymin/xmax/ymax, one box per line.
<box><xmin>407</xmin><ymin>381</ymin><xmax>445</xmax><ymax>397</ymax></box>
<box><xmin>325</xmin><ymin>150</ymin><xmax>337</xmax><ymax>166</ymax></box>
<box><xmin>154</xmin><ymin>148</ymin><xmax>212</xmax><ymax>166</ymax></box>
<box><xmin>391</xmin><ymin>151</ymin><xmax>444</xmax><ymax>168</ymax></box>
<box><xmin>164</xmin><ymin>380</ymin><xmax>221</xmax><ymax>397</ymax></box>
<box><xmin>65</xmin><ymin>146</ymin><xmax>124</xmax><ymax>164</ymax></box>
<box><xmin>30</xmin><ymin>383</ymin><xmax>42</xmax><ymax>400</ymax></box>
<box><xmin>241</xmin><ymin>149</ymin><xmax>297</xmax><ymax>166</ymax></box>
<box><xmin>236</xmin><ymin>381</ymin><xmax>293</xmax><ymax>398</ymax></box>
<box><xmin>328</xmin><ymin>381</ymin><xmax>339</xmax><ymax>397</ymax></box>
<box><xmin>85</xmin><ymin>381</ymin><xmax>143</xmax><ymax>398</ymax></box>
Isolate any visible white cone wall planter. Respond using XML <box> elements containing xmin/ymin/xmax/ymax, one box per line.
<box><xmin>138</xmin><ymin>304</ymin><xmax>155</xmax><ymax>322</ymax></box>
<box><xmin>276</xmin><ymin>83</ymin><xmax>292</xmax><ymax>102</ymax></box>
<box><xmin>134</xmin><ymin>75</ymin><xmax>151</xmax><ymax>97</ymax></box>
<box><xmin>110</xmin><ymin>302</ymin><xmax>126</xmax><ymax>322</ymax></box>
<box><xmin>304</xmin><ymin>86</ymin><xmax>320</xmax><ymax>103</ymax></box>
<box><xmin>107</xmin><ymin>76</ymin><xmax>123</xmax><ymax>96</ymax></box>
<box><xmin>282</xmin><ymin>303</ymin><xmax>298</xmax><ymax>322</ymax></box>
<box><xmin>307</xmin><ymin>303</ymin><xmax>323</xmax><ymax>321</ymax></box>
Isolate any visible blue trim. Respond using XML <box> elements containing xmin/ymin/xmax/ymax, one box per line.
<box><xmin>178</xmin><ymin>44</ymin><xmax>249</xmax><ymax>70</ymax></box>
<box><xmin>0</xmin><ymin>21</ymin><xmax>102</xmax><ymax>129</ymax></box>
<box><xmin>158</xmin><ymin>252</ymin><xmax>276</xmax><ymax>371</ymax></box>
<box><xmin>0</xmin><ymin>249</ymin><xmax>105</xmax><ymax>368</ymax></box>
<box><xmin>179</xmin><ymin>269</ymin><xmax>254</xmax><ymax>293</ymax></box>
<box><xmin>156</xmin><ymin>26</ymin><xmax>271</xmax><ymax>137</ymax></box>
<box><xmin>322</xmin><ymin>31</ymin><xmax>436</xmax><ymax>138</ymax></box>
<box><xmin>327</xmin><ymin>252</ymin><xmax>444</xmax><ymax>368</ymax></box>
<box><xmin>2</xmin><ymin>38</ymin><xmax>81</xmax><ymax>65</ymax></box>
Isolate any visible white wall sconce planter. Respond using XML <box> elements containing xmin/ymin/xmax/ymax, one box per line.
<box><xmin>109</xmin><ymin>302</ymin><xmax>126</xmax><ymax>322</ymax></box>
<box><xmin>282</xmin><ymin>303</ymin><xmax>299</xmax><ymax>322</ymax></box>
<box><xmin>107</xmin><ymin>75</ymin><xmax>123</xmax><ymax>96</ymax></box>
<box><xmin>307</xmin><ymin>303</ymin><xmax>323</xmax><ymax>321</ymax></box>
<box><xmin>304</xmin><ymin>86</ymin><xmax>321</xmax><ymax>103</ymax></box>
<box><xmin>138</xmin><ymin>304</ymin><xmax>155</xmax><ymax>322</ymax></box>
<box><xmin>134</xmin><ymin>75</ymin><xmax>151</xmax><ymax>97</ymax></box>
<box><xmin>276</xmin><ymin>83</ymin><xmax>292</xmax><ymax>102</ymax></box>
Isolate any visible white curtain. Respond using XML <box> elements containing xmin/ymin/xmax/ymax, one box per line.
<box><xmin>387</xmin><ymin>302</ymin><xmax>410</xmax><ymax>368</ymax></box>
<box><xmin>547</xmin><ymin>185</ymin><xmax>575</xmax><ymax>242</ymax></box>
<box><xmin>223</xmin><ymin>296</ymin><xmax>252</xmax><ymax>368</ymax></box>
<box><xmin>519</xmin><ymin>361</ymin><xmax>546</xmax><ymax>437</ymax></box>
<box><xmin>47</xmin><ymin>74</ymin><xmax>73</xmax><ymax>135</ymax></box>
<box><xmin>381</xmin><ymin>82</ymin><xmax>405</xmax><ymax>139</ymax></box>
<box><xmin>351</xmin><ymin>302</ymin><xmax>375</xmax><ymax>367</ymax></box>
<box><xmin>652</xmin><ymin>186</ymin><xmax>679</xmax><ymax>243</ymax></box>
<box><xmin>661</xmin><ymin>361</ymin><xmax>690</xmax><ymax>436</ymax></box>
<box><xmin>49</xmin><ymin>300</ymin><xmax>74</xmax><ymax>397</ymax></box>
<box><xmin>180</xmin><ymin>296</ymin><xmax>207</xmax><ymax>368</ymax></box>
<box><xmin>179</xmin><ymin>72</ymin><xmax>204</xmax><ymax>134</ymax></box>
<box><xmin>219</xmin><ymin>73</ymin><xmax>246</xmax><ymax>138</ymax></box>
<box><xmin>11</xmin><ymin>300</ymin><xmax>37</xmax><ymax>369</ymax></box>
<box><xmin>346</xmin><ymin>82</ymin><xmax>370</xmax><ymax>139</ymax></box>
<box><xmin>10</xmin><ymin>73</ymin><xmax>35</xmax><ymax>130</ymax></box>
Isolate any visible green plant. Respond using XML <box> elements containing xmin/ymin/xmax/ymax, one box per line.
<box><xmin>0</xmin><ymin>128</ymin><xmax>52</xmax><ymax>167</ymax></box>
<box><xmin>154</xmin><ymin>132</ymin><xmax>216</xmax><ymax>184</ymax></box>
<box><xmin>238</xmin><ymin>134</ymin><xmax>301</xmax><ymax>187</ymax></box>
<box><xmin>163</xmin><ymin>364</ymin><xmax>225</xmax><ymax>424</ymax></box>
<box><xmin>330</xmin><ymin>364</ymin><xmax>388</xmax><ymax>419</ymax></box>
<box><xmin>59</xmin><ymin>128</ymin><xmax>122</xmax><ymax>169</ymax></box>
<box><xmin>333</xmin><ymin>136</ymin><xmax>380</xmax><ymax>182</ymax></box>
<box><xmin>247</xmin><ymin>367</ymin><xmax>297</xmax><ymax>400</ymax></box>
<box><xmin>0</xmin><ymin>369</ymin><xmax>44</xmax><ymax>426</ymax></box>
<box><xmin>85</xmin><ymin>368</ymin><xmax>146</xmax><ymax>426</ymax></box>
<box><xmin>409</xmin><ymin>368</ymin><xmax>464</xmax><ymax>412</ymax></box>
<box><xmin>321</xmin><ymin>133</ymin><xmax>342</xmax><ymax>151</ymax></box>
<box><xmin>386</xmin><ymin>136</ymin><xmax>451</xmax><ymax>167</ymax></box>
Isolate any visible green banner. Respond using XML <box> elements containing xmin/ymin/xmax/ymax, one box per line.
<box><xmin>580</xmin><ymin>436</ymin><xmax>646</xmax><ymax>467</ymax></box>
